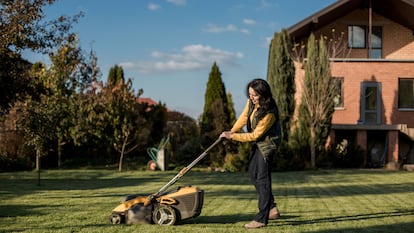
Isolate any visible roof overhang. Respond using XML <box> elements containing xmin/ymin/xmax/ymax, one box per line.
<box><xmin>287</xmin><ymin>0</ymin><xmax>414</xmax><ymax>40</ymax></box>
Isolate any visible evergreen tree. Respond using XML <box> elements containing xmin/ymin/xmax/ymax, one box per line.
<box><xmin>200</xmin><ymin>62</ymin><xmax>230</xmax><ymax>166</ymax></box>
<box><xmin>267</xmin><ymin>29</ymin><xmax>295</xmax><ymax>142</ymax></box>
<box><xmin>299</xmin><ymin>34</ymin><xmax>335</xmax><ymax>168</ymax></box>
<box><xmin>107</xmin><ymin>65</ymin><xmax>125</xmax><ymax>86</ymax></box>
<box><xmin>226</xmin><ymin>92</ymin><xmax>237</xmax><ymax>125</ymax></box>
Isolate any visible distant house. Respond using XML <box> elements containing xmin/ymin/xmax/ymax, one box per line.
<box><xmin>137</xmin><ymin>97</ymin><xmax>159</xmax><ymax>106</ymax></box>
<box><xmin>137</xmin><ymin>97</ymin><xmax>169</xmax><ymax>112</ymax></box>
<box><xmin>286</xmin><ymin>0</ymin><xmax>414</xmax><ymax>169</ymax></box>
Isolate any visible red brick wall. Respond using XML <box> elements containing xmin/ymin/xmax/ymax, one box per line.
<box><xmin>330</xmin><ymin>62</ymin><xmax>414</xmax><ymax>127</ymax></box>
<box><xmin>388</xmin><ymin>131</ymin><xmax>399</xmax><ymax>164</ymax></box>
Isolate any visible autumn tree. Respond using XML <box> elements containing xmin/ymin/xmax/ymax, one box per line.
<box><xmin>267</xmin><ymin>29</ymin><xmax>295</xmax><ymax>142</ymax></box>
<box><xmin>0</xmin><ymin>0</ymin><xmax>82</xmax><ymax>115</ymax></box>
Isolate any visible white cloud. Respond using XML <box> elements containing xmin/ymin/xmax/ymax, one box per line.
<box><xmin>148</xmin><ymin>3</ymin><xmax>161</xmax><ymax>10</ymax></box>
<box><xmin>119</xmin><ymin>62</ymin><xmax>135</xmax><ymax>69</ymax></box>
<box><xmin>257</xmin><ymin>0</ymin><xmax>273</xmax><ymax>10</ymax></box>
<box><xmin>243</xmin><ymin>18</ymin><xmax>256</xmax><ymax>25</ymax></box>
<box><xmin>122</xmin><ymin>44</ymin><xmax>244</xmax><ymax>74</ymax></box>
<box><xmin>203</xmin><ymin>24</ymin><xmax>250</xmax><ymax>34</ymax></box>
<box><xmin>240</xmin><ymin>28</ymin><xmax>250</xmax><ymax>34</ymax></box>
<box><xmin>166</xmin><ymin>0</ymin><xmax>186</xmax><ymax>6</ymax></box>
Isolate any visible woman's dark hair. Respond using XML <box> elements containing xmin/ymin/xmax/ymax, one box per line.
<box><xmin>246</xmin><ymin>78</ymin><xmax>277</xmax><ymax>120</ymax></box>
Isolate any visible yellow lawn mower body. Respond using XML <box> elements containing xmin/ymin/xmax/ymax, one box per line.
<box><xmin>109</xmin><ymin>185</ymin><xmax>204</xmax><ymax>226</ymax></box>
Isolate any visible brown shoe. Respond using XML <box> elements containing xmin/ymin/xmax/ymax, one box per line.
<box><xmin>268</xmin><ymin>207</ymin><xmax>281</xmax><ymax>220</ymax></box>
<box><xmin>244</xmin><ymin>220</ymin><xmax>266</xmax><ymax>229</ymax></box>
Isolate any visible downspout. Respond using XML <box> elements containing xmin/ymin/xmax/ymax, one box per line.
<box><xmin>368</xmin><ymin>0</ymin><xmax>372</xmax><ymax>58</ymax></box>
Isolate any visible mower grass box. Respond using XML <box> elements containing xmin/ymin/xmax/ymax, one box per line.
<box><xmin>110</xmin><ymin>185</ymin><xmax>204</xmax><ymax>226</ymax></box>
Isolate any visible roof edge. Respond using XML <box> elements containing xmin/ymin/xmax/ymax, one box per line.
<box><xmin>287</xmin><ymin>0</ymin><xmax>349</xmax><ymax>34</ymax></box>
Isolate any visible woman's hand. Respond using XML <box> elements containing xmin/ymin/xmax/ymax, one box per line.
<box><xmin>220</xmin><ymin>131</ymin><xmax>233</xmax><ymax>139</ymax></box>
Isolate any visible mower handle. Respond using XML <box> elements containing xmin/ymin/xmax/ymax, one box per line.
<box><xmin>144</xmin><ymin>137</ymin><xmax>222</xmax><ymax>206</ymax></box>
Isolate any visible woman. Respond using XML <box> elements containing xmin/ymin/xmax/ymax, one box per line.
<box><xmin>220</xmin><ymin>78</ymin><xmax>281</xmax><ymax>229</ymax></box>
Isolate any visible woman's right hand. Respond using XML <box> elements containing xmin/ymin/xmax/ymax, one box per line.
<box><xmin>220</xmin><ymin>131</ymin><xmax>232</xmax><ymax>139</ymax></box>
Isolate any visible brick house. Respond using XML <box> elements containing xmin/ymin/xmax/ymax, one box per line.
<box><xmin>286</xmin><ymin>0</ymin><xmax>414</xmax><ymax>169</ymax></box>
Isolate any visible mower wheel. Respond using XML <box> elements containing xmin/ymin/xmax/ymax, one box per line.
<box><xmin>152</xmin><ymin>205</ymin><xmax>177</xmax><ymax>226</ymax></box>
<box><xmin>109</xmin><ymin>212</ymin><xmax>123</xmax><ymax>224</ymax></box>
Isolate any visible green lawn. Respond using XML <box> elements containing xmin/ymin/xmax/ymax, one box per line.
<box><xmin>0</xmin><ymin>169</ymin><xmax>413</xmax><ymax>233</ymax></box>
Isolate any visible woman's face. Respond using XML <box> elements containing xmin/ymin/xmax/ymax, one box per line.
<box><xmin>248</xmin><ymin>87</ymin><xmax>260</xmax><ymax>105</ymax></box>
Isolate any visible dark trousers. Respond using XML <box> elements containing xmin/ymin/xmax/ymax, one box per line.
<box><xmin>248</xmin><ymin>145</ymin><xmax>276</xmax><ymax>224</ymax></box>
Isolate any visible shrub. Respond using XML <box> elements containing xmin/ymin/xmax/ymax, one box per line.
<box><xmin>273</xmin><ymin>142</ymin><xmax>307</xmax><ymax>171</ymax></box>
<box><xmin>0</xmin><ymin>153</ymin><xmax>32</xmax><ymax>172</ymax></box>
<box><xmin>172</xmin><ymin>137</ymin><xmax>203</xmax><ymax>166</ymax></box>
<box><xmin>328</xmin><ymin>139</ymin><xmax>366</xmax><ymax>168</ymax></box>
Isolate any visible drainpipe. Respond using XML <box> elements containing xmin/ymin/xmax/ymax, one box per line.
<box><xmin>368</xmin><ymin>0</ymin><xmax>372</xmax><ymax>58</ymax></box>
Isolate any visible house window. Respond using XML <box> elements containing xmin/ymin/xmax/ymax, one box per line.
<box><xmin>333</xmin><ymin>77</ymin><xmax>344</xmax><ymax>108</ymax></box>
<box><xmin>370</xmin><ymin>26</ymin><xmax>382</xmax><ymax>58</ymax></box>
<box><xmin>399</xmin><ymin>78</ymin><xmax>414</xmax><ymax>109</ymax></box>
<box><xmin>348</xmin><ymin>25</ymin><xmax>365</xmax><ymax>48</ymax></box>
<box><xmin>348</xmin><ymin>25</ymin><xmax>383</xmax><ymax>58</ymax></box>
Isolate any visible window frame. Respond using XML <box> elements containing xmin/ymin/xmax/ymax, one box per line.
<box><xmin>348</xmin><ymin>25</ymin><xmax>366</xmax><ymax>49</ymax></box>
<box><xmin>398</xmin><ymin>77</ymin><xmax>414</xmax><ymax>110</ymax></box>
<box><xmin>369</xmin><ymin>26</ymin><xmax>383</xmax><ymax>58</ymax></box>
<box><xmin>347</xmin><ymin>25</ymin><xmax>383</xmax><ymax>58</ymax></box>
<box><xmin>333</xmin><ymin>77</ymin><xmax>344</xmax><ymax>109</ymax></box>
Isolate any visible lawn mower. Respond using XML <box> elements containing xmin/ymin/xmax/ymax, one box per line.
<box><xmin>109</xmin><ymin>137</ymin><xmax>222</xmax><ymax>226</ymax></box>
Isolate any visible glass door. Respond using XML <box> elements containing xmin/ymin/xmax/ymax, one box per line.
<box><xmin>361</xmin><ymin>82</ymin><xmax>381</xmax><ymax>124</ymax></box>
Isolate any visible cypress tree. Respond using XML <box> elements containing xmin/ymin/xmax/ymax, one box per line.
<box><xmin>200</xmin><ymin>62</ymin><xmax>230</xmax><ymax>166</ymax></box>
<box><xmin>299</xmin><ymin>33</ymin><xmax>335</xmax><ymax>168</ymax></box>
<box><xmin>267</xmin><ymin>29</ymin><xmax>295</xmax><ymax>142</ymax></box>
<box><xmin>107</xmin><ymin>65</ymin><xmax>125</xmax><ymax>86</ymax></box>
<box><xmin>226</xmin><ymin>92</ymin><xmax>237</xmax><ymax>125</ymax></box>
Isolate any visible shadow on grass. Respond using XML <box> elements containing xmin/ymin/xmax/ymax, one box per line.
<box><xmin>306</xmin><ymin>221</ymin><xmax>414</xmax><ymax>233</ymax></box>
<box><xmin>279</xmin><ymin>209</ymin><xmax>414</xmax><ymax>226</ymax></box>
<box><xmin>181</xmin><ymin>213</ymin><xmax>253</xmax><ymax>224</ymax></box>
<box><xmin>0</xmin><ymin>176</ymin><xmax>163</xmax><ymax>195</ymax></box>
<box><xmin>2</xmin><ymin>170</ymin><xmax>413</xmax><ymax>202</ymax></box>
<box><xmin>9</xmin><ymin>223</ymin><xmax>112</xmax><ymax>233</ymax></box>
<box><xmin>0</xmin><ymin>204</ymin><xmax>63</xmax><ymax>217</ymax></box>
<box><xmin>177</xmin><ymin>212</ymin><xmax>301</xmax><ymax>226</ymax></box>
<box><xmin>277</xmin><ymin>183</ymin><xmax>414</xmax><ymax>198</ymax></box>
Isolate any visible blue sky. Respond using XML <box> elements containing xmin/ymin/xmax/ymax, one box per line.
<box><xmin>26</xmin><ymin>0</ymin><xmax>337</xmax><ymax>119</ymax></box>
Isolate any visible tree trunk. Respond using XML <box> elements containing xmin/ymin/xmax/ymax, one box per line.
<box><xmin>310</xmin><ymin>127</ymin><xmax>316</xmax><ymax>168</ymax></box>
<box><xmin>36</xmin><ymin>149</ymin><xmax>41</xmax><ymax>186</ymax></box>
<box><xmin>118</xmin><ymin>140</ymin><xmax>127</xmax><ymax>172</ymax></box>
<box><xmin>58</xmin><ymin>137</ymin><xmax>62</xmax><ymax>168</ymax></box>
<box><xmin>36</xmin><ymin>149</ymin><xmax>41</xmax><ymax>171</ymax></box>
